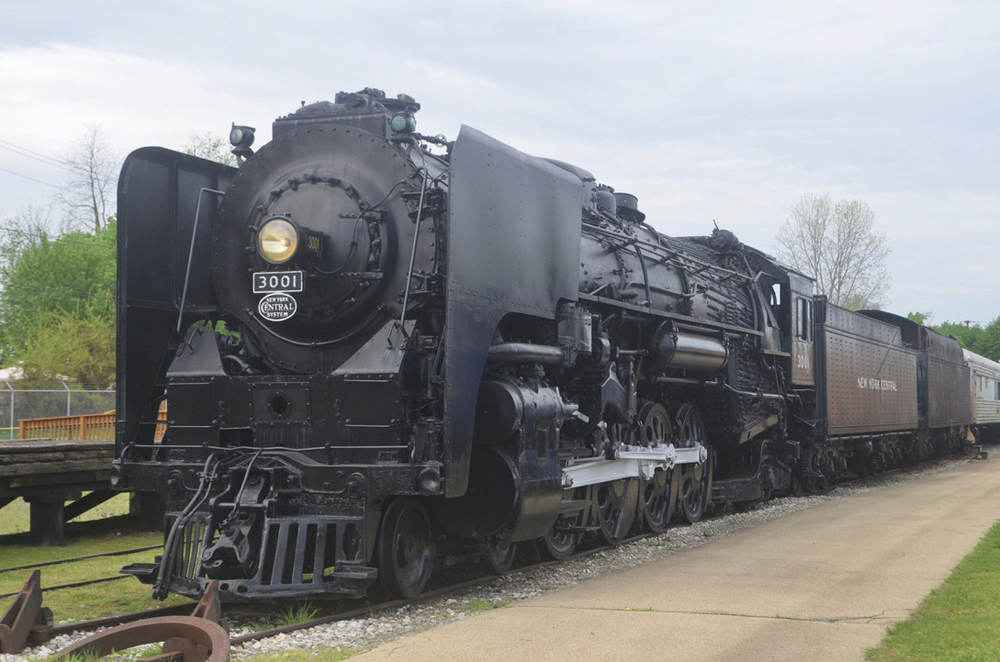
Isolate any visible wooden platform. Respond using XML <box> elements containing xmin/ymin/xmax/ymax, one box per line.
<box><xmin>0</xmin><ymin>438</ymin><xmax>118</xmax><ymax>545</ymax></box>
<box><xmin>0</xmin><ymin>438</ymin><xmax>115</xmax><ymax>481</ymax></box>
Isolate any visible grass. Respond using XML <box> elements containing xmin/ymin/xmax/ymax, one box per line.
<box><xmin>50</xmin><ymin>651</ymin><xmax>104</xmax><ymax>662</ymax></box>
<box><xmin>867</xmin><ymin>520</ymin><xmax>1000</xmax><ymax>661</ymax></box>
<box><xmin>0</xmin><ymin>492</ymin><xmax>133</xmax><ymax>537</ymax></box>
<box><xmin>0</xmin><ymin>527</ymin><xmax>192</xmax><ymax>623</ymax></box>
<box><xmin>466</xmin><ymin>597</ymin><xmax>511</xmax><ymax>612</ymax></box>
<box><xmin>276</xmin><ymin>600</ymin><xmax>321</xmax><ymax>626</ymax></box>
<box><xmin>243</xmin><ymin>647</ymin><xmax>358</xmax><ymax>662</ymax></box>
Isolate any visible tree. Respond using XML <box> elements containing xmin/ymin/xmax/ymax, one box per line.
<box><xmin>14</xmin><ymin>306</ymin><xmax>116</xmax><ymax>386</ymax></box>
<box><xmin>775</xmin><ymin>193</ymin><xmax>891</xmax><ymax>310</ymax></box>
<box><xmin>0</xmin><ymin>220</ymin><xmax>116</xmax><ymax>368</ymax></box>
<box><xmin>933</xmin><ymin>317</ymin><xmax>1000</xmax><ymax>363</ymax></box>
<box><xmin>183</xmin><ymin>132</ymin><xmax>237</xmax><ymax>167</ymax></box>
<box><xmin>58</xmin><ymin>124</ymin><xmax>119</xmax><ymax>232</ymax></box>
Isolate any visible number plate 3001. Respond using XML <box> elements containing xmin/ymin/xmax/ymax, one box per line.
<box><xmin>253</xmin><ymin>271</ymin><xmax>304</xmax><ymax>293</ymax></box>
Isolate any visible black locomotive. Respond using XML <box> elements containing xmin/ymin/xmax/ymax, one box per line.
<box><xmin>114</xmin><ymin>88</ymin><xmax>971</xmax><ymax>602</ymax></box>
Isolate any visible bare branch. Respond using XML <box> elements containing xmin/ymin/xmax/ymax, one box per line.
<box><xmin>774</xmin><ymin>194</ymin><xmax>891</xmax><ymax>310</ymax></box>
<box><xmin>56</xmin><ymin>124</ymin><xmax>120</xmax><ymax>232</ymax></box>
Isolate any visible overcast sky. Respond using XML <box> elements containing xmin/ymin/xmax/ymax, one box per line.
<box><xmin>0</xmin><ymin>0</ymin><xmax>997</xmax><ymax>324</ymax></box>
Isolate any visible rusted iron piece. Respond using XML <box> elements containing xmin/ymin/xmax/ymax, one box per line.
<box><xmin>0</xmin><ymin>569</ymin><xmax>52</xmax><ymax>654</ymax></box>
<box><xmin>51</xmin><ymin>580</ymin><xmax>226</xmax><ymax>662</ymax></box>
<box><xmin>161</xmin><ymin>580</ymin><xmax>222</xmax><ymax>662</ymax></box>
<box><xmin>51</xmin><ymin>616</ymin><xmax>229</xmax><ymax>662</ymax></box>
<box><xmin>188</xmin><ymin>579</ymin><xmax>221</xmax><ymax>623</ymax></box>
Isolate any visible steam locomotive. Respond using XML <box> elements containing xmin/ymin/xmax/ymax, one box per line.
<box><xmin>114</xmin><ymin>88</ymin><xmax>976</xmax><ymax>602</ymax></box>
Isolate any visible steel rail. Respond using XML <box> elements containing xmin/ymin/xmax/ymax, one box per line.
<box><xmin>0</xmin><ymin>574</ymin><xmax>130</xmax><ymax>600</ymax></box>
<box><xmin>0</xmin><ymin>545</ymin><xmax>161</xmax><ymax>575</ymax></box>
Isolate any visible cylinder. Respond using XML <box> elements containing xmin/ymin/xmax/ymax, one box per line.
<box><xmin>651</xmin><ymin>328</ymin><xmax>729</xmax><ymax>372</ymax></box>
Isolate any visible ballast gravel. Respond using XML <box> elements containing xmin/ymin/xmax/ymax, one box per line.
<box><xmin>0</xmin><ymin>456</ymin><xmax>972</xmax><ymax>662</ymax></box>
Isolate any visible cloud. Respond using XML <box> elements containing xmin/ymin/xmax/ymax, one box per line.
<box><xmin>0</xmin><ymin>1</ymin><xmax>997</xmax><ymax>324</ymax></box>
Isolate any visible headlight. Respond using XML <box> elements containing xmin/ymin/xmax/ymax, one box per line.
<box><xmin>257</xmin><ymin>217</ymin><xmax>299</xmax><ymax>264</ymax></box>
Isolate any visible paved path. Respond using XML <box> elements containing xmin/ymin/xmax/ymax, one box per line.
<box><xmin>354</xmin><ymin>456</ymin><xmax>1000</xmax><ymax>662</ymax></box>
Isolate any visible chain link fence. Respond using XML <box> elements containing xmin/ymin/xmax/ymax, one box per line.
<box><xmin>0</xmin><ymin>384</ymin><xmax>115</xmax><ymax>441</ymax></box>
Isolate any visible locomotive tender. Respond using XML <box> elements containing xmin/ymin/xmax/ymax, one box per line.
<box><xmin>114</xmin><ymin>88</ymin><xmax>975</xmax><ymax>602</ymax></box>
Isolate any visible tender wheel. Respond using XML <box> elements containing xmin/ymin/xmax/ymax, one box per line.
<box><xmin>481</xmin><ymin>543</ymin><xmax>517</xmax><ymax>576</ymax></box>
<box><xmin>595</xmin><ymin>478</ymin><xmax>638</xmax><ymax>545</ymax></box>
<box><xmin>675</xmin><ymin>404</ymin><xmax>712</xmax><ymax>524</ymax></box>
<box><xmin>637</xmin><ymin>403</ymin><xmax>676</xmax><ymax>533</ymax></box>
<box><xmin>377</xmin><ymin>498</ymin><xmax>434</xmax><ymax>599</ymax></box>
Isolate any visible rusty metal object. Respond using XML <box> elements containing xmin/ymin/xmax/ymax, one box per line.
<box><xmin>47</xmin><ymin>603</ymin><xmax>194</xmax><ymax>639</ymax></box>
<box><xmin>0</xmin><ymin>570</ymin><xmax>52</xmax><ymax>654</ymax></box>
<box><xmin>160</xmin><ymin>580</ymin><xmax>222</xmax><ymax>662</ymax></box>
<box><xmin>51</xmin><ymin>616</ymin><xmax>228</xmax><ymax>662</ymax></box>
<box><xmin>52</xmin><ymin>581</ymin><xmax>227</xmax><ymax>662</ymax></box>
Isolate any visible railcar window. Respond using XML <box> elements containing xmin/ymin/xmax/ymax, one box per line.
<box><xmin>796</xmin><ymin>298</ymin><xmax>810</xmax><ymax>341</ymax></box>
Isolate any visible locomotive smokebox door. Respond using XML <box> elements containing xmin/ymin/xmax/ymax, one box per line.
<box><xmin>443</xmin><ymin>126</ymin><xmax>583</xmax><ymax>497</ymax></box>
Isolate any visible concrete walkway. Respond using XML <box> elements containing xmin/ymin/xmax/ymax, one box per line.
<box><xmin>354</xmin><ymin>457</ymin><xmax>1000</xmax><ymax>662</ymax></box>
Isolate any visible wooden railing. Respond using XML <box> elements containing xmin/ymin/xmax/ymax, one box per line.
<box><xmin>19</xmin><ymin>401</ymin><xmax>169</xmax><ymax>442</ymax></box>
<box><xmin>20</xmin><ymin>412</ymin><xmax>116</xmax><ymax>441</ymax></box>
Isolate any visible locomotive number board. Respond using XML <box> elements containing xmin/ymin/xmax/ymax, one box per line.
<box><xmin>253</xmin><ymin>271</ymin><xmax>304</xmax><ymax>293</ymax></box>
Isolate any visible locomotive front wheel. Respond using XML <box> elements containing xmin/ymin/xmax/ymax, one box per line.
<box><xmin>481</xmin><ymin>544</ymin><xmax>517</xmax><ymax>576</ymax></box>
<box><xmin>596</xmin><ymin>478</ymin><xmax>639</xmax><ymax>545</ymax></box>
<box><xmin>676</xmin><ymin>404</ymin><xmax>712</xmax><ymax>524</ymax></box>
<box><xmin>638</xmin><ymin>403</ymin><xmax>677</xmax><ymax>533</ymax></box>
<box><xmin>541</xmin><ymin>490</ymin><xmax>587</xmax><ymax>561</ymax></box>
<box><xmin>377</xmin><ymin>499</ymin><xmax>434</xmax><ymax>599</ymax></box>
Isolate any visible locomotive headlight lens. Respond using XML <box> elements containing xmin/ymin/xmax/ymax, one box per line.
<box><xmin>257</xmin><ymin>217</ymin><xmax>299</xmax><ymax>264</ymax></box>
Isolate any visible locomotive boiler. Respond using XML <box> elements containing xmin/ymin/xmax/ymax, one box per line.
<box><xmin>113</xmin><ymin>88</ymin><xmax>970</xmax><ymax>602</ymax></box>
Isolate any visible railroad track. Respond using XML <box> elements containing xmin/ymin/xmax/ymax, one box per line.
<box><xmin>0</xmin><ymin>544</ymin><xmax>161</xmax><ymax>601</ymax></box>
<box><xmin>3</xmin><ymin>454</ymin><xmax>973</xmax><ymax>660</ymax></box>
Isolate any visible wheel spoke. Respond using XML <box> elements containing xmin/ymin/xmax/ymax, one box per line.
<box><xmin>675</xmin><ymin>404</ymin><xmax>712</xmax><ymax>524</ymax></box>
<box><xmin>541</xmin><ymin>488</ymin><xmax>587</xmax><ymax>560</ymax></box>
<box><xmin>596</xmin><ymin>478</ymin><xmax>638</xmax><ymax>545</ymax></box>
<box><xmin>637</xmin><ymin>403</ymin><xmax>676</xmax><ymax>533</ymax></box>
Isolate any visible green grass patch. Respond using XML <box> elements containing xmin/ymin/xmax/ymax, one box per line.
<box><xmin>276</xmin><ymin>600</ymin><xmax>321</xmax><ymax>626</ymax></box>
<box><xmin>50</xmin><ymin>650</ymin><xmax>105</xmax><ymax>662</ymax></box>
<box><xmin>467</xmin><ymin>597</ymin><xmax>511</xmax><ymax>611</ymax></box>
<box><xmin>243</xmin><ymin>646</ymin><xmax>357</xmax><ymax>662</ymax></box>
<box><xmin>0</xmin><ymin>492</ymin><xmax>133</xmax><ymax>537</ymax></box>
<box><xmin>867</xmin><ymin>520</ymin><xmax>1000</xmax><ymax>662</ymax></box>
<box><xmin>0</xmin><ymin>528</ymin><xmax>192</xmax><ymax>623</ymax></box>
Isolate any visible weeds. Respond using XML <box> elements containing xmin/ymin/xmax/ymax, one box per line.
<box><xmin>467</xmin><ymin>597</ymin><xmax>511</xmax><ymax>611</ymax></box>
<box><xmin>277</xmin><ymin>600</ymin><xmax>320</xmax><ymax>626</ymax></box>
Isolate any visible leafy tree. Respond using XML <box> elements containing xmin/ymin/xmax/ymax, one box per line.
<box><xmin>184</xmin><ymin>132</ymin><xmax>237</xmax><ymax>167</ymax></box>
<box><xmin>14</xmin><ymin>306</ymin><xmax>116</xmax><ymax>386</ymax></box>
<box><xmin>933</xmin><ymin>317</ymin><xmax>1000</xmax><ymax>363</ymax></box>
<box><xmin>907</xmin><ymin>311</ymin><xmax>932</xmax><ymax>325</ymax></box>
<box><xmin>775</xmin><ymin>194</ymin><xmax>891</xmax><ymax>310</ymax></box>
<box><xmin>0</xmin><ymin>220</ymin><xmax>116</xmax><ymax>368</ymax></box>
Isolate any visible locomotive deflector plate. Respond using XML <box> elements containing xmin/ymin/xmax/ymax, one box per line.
<box><xmin>443</xmin><ymin>125</ymin><xmax>583</xmax><ymax>497</ymax></box>
<box><xmin>116</xmin><ymin>148</ymin><xmax>235</xmax><ymax>453</ymax></box>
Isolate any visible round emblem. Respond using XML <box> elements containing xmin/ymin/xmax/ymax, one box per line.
<box><xmin>258</xmin><ymin>292</ymin><xmax>297</xmax><ymax>322</ymax></box>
